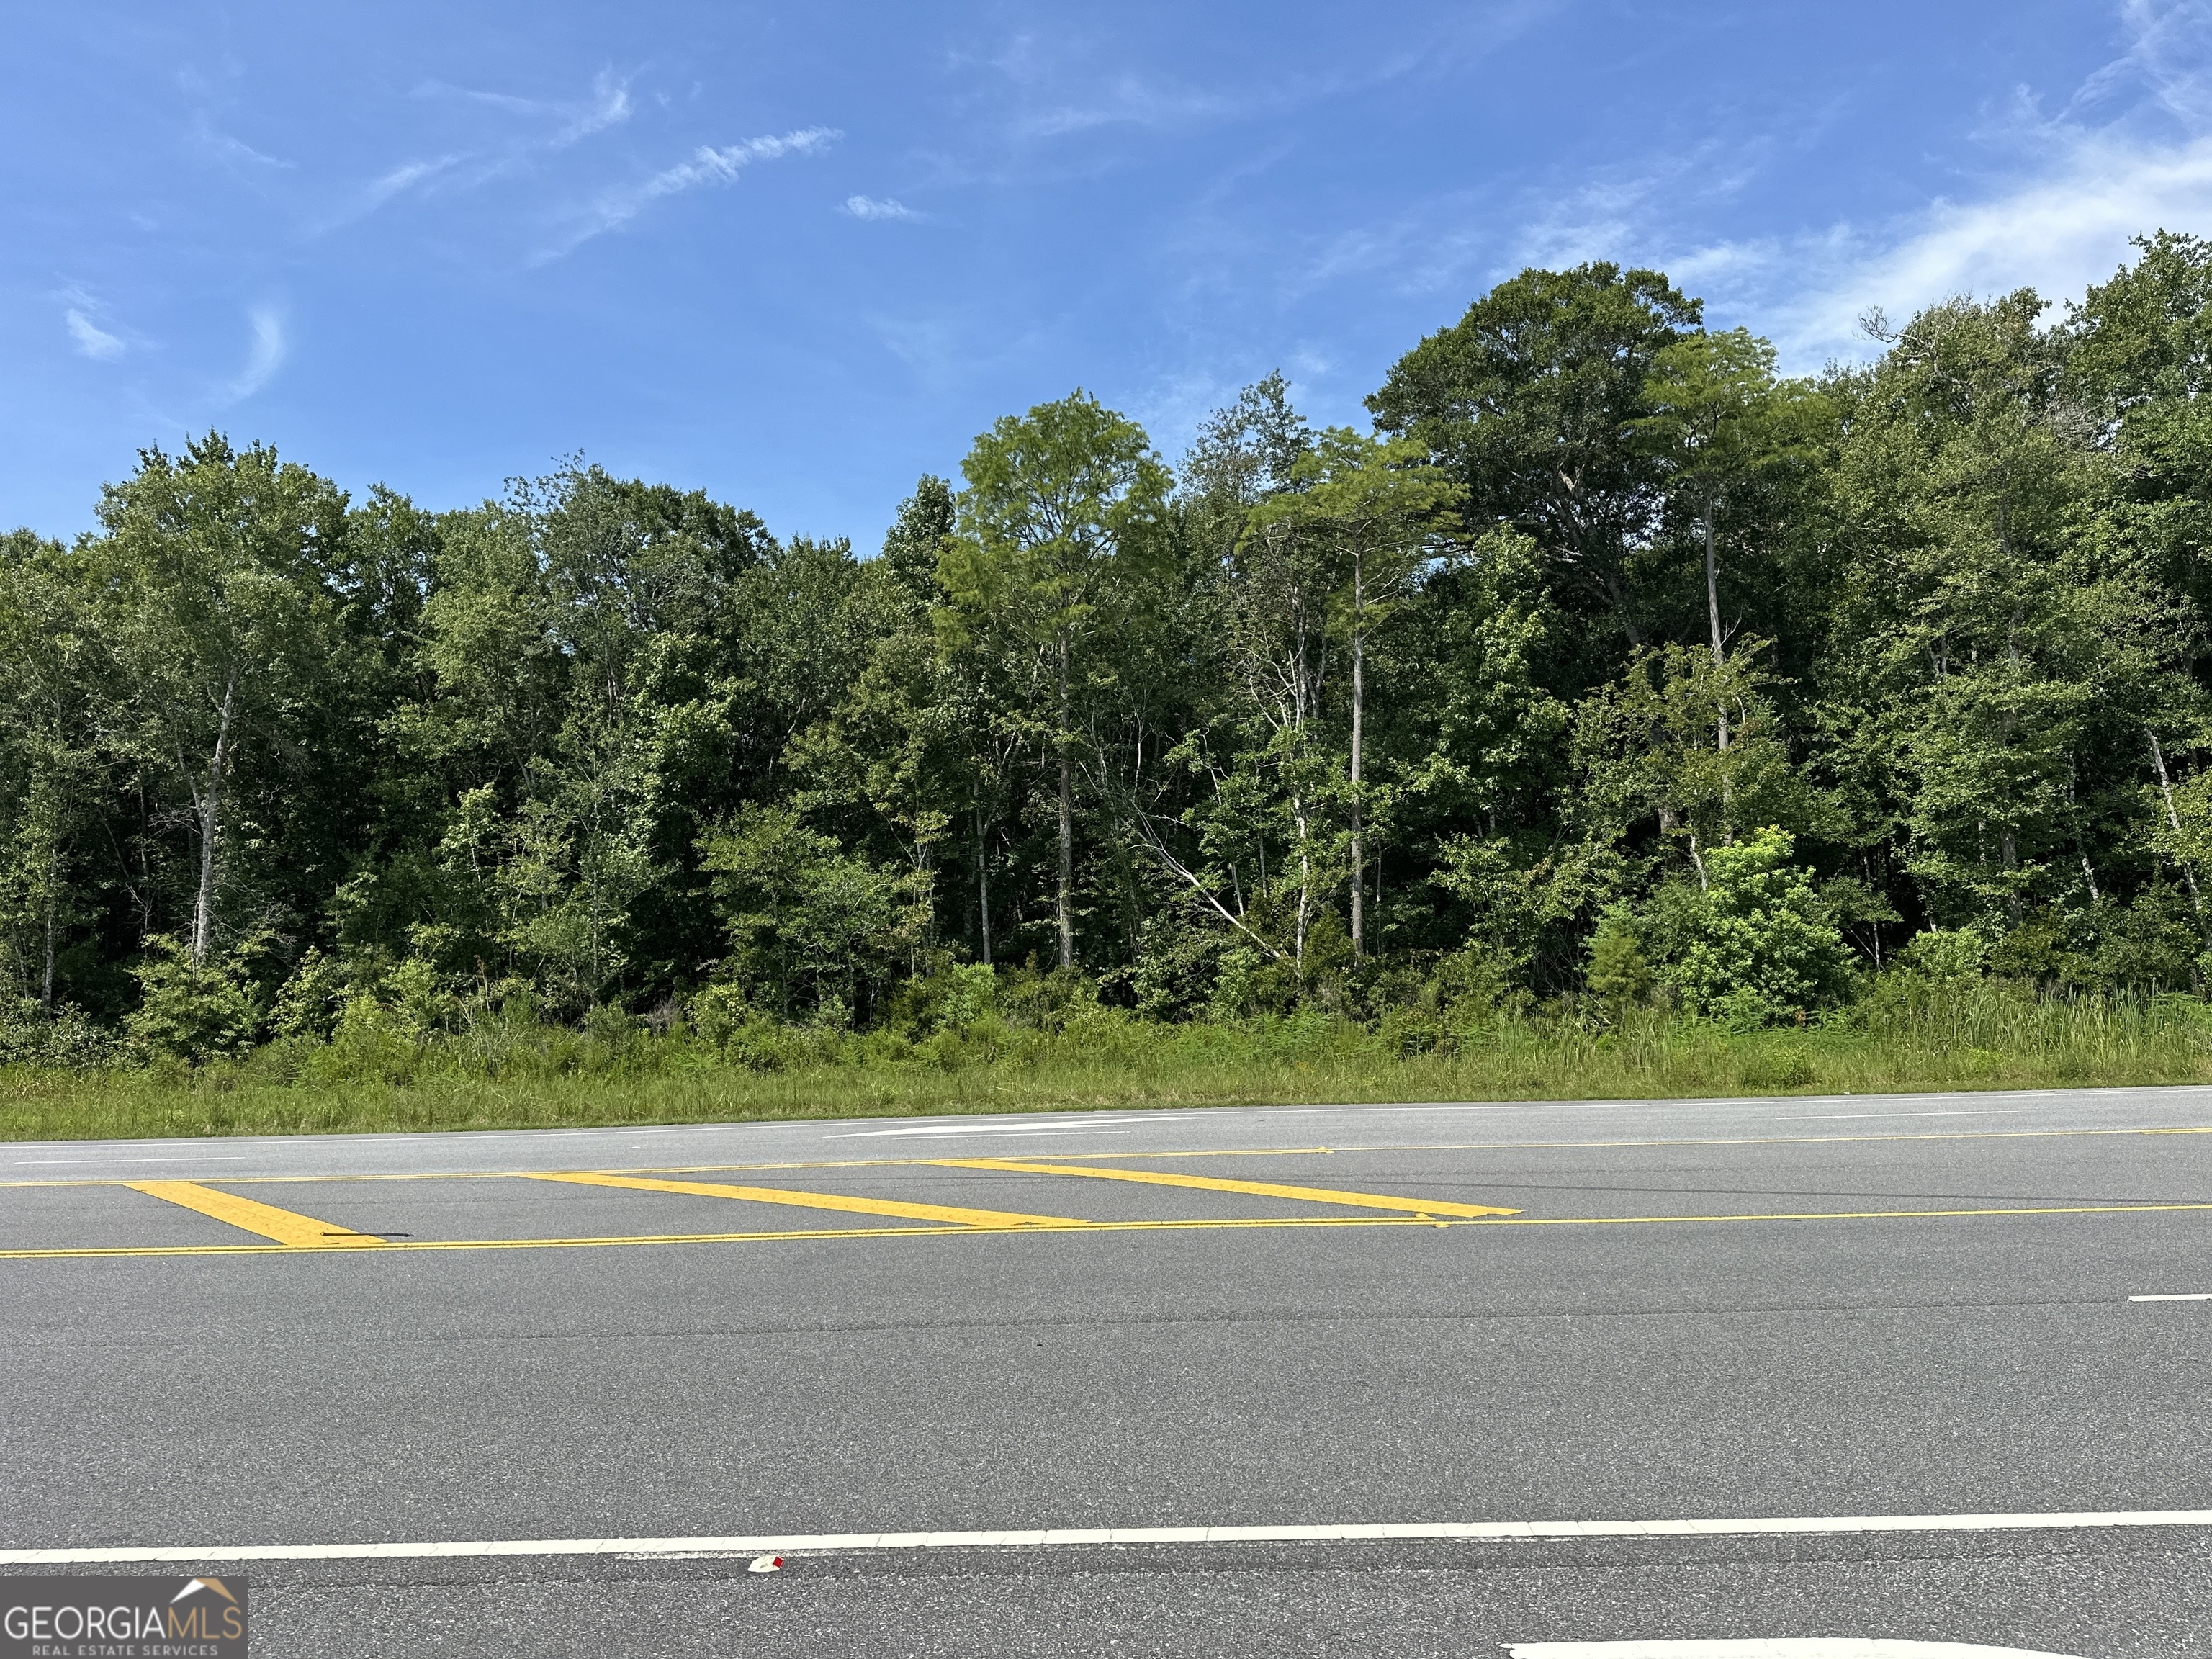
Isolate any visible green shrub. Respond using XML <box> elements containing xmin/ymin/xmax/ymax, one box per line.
<box><xmin>1128</xmin><ymin>912</ymin><xmax>1233</xmax><ymax>1020</ymax></box>
<box><xmin>0</xmin><ymin>1000</ymin><xmax>123</xmax><ymax>1069</ymax></box>
<box><xmin>1647</xmin><ymin>827</ymin><xmax>1850</xmax><ymax>1025</ymax></box>
<box><xmin>125</xmin><ymin>938</ymin><xmax>263</xmax><ymax>1064</ymax></box>
<box><xmin>1585</xmin><ymin>907</ymin><xmax>1655</xmax><ymax>1007</ymax></box>
<box><xmin>271</xmin><ymin>948</ymin><xmax>351</xmax><ymax>1040</ymax></box>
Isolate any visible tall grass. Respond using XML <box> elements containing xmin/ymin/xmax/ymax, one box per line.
<box><xmin>6</xmin><ymin>980</ymin><xmax>2212</xmax><ymax>1142</ymax></box>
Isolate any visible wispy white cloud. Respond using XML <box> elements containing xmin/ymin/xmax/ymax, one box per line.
<box><xmin>309</xmin><ymin>155</ymin><xmax>464</xmax><ymax>232</ymax></box>
<box><xmin>972</xmin><ymin>27</ymin><xmax>1341</xmax><ymax>149</ymax></box>
<box><xmin>1015</xmin><ymin>71</ymin><xmax>1241</xmax><ymax>140</ymax></box>
<box><xmin>646</xmin><ymin>132</ymin><xmax>821</xmax><ymax>195</ymax></box>
<box><xmin>364</xmin><ymin>156</ymin><xmax>462</xmax><ymax>209</ymax></box>
<box><xmin>190</xmin><ymin>114</ymin><xmax>293</xmax><ymax>171</ymax></box>
<box><xmin>225</xmin><ymin>306</ymin><xmax>287</xmax><ymax>401</ymax></box>
<box><xmin>320</xmin><ymin>71</ymin><xmax>638</xmax><ymax>238</ymax></box>
<box><xmin>2069</xmin><ymin>0</ymin><xmax>2212</xmax><ymax>125</ymax></box>
<box><xmin>1590</xmin><ymin>1</ymin><xmax>2212</xmax><ymax>366</ymax></box>
<box><xmin>415</xmin><ymin>69</ymin><xmax>634</xmax><ymax>143</ymax></box>
<box><xmin>59</xmin><ymin>294</ymin><xmax>129</xmax><ymax>369</ymax></box>
<box><xmin>864</xmin><ymin>305</ymin><xmax>1047</xmax><ymax>392</ymax></box>
<box><xmin>1629</xmin><ymin>2</ymin><xmax>2212</xmax><ymax>366</ymax></box>
<box><xmin>66</xmin><ymin>310</ymin><xmax>125</xmax><ymax>361</ymax></box>
<box><xmin>539</xmin><ymin>126</ymin><xmax>841</xmax><ymax>260</ymax></box>
<box><xmin>1759</xmin><ymin>131</ymin><xmax>2212</xmax><ymax>364</ymax></box>
<box><xmin>965</xmin><ymin>6</ymin><xmax>1555</xmax><ymax>157</ymax></box>
<box><xmin>418</xmin><ymin>82</ymin><xmax>547</xmax><ymax>117</ymax></box>
<box><xmin>844</xmin><ymin>194</ymin><xmax>922</xmax><ymax>221</ymax></box>
<box><xmin>552</xmin><ymin>70</ymin><xmax>633</xmax><ymax>147</ymax></box>
<box><xmin>1510</xmin><ymin>143</ymin><xmax>1756</xmax><ymax>275</ymax></box>
<box><xmin>1322</xmin><ymin>1</ymin><xmax>2212</xmax><ymax>370</ymax></box>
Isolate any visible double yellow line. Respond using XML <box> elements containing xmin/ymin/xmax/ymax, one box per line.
<box><xmin>8</xmin><ymin>1157</ymin><xmax>2202</xmax><ymax>1262</ymax></box>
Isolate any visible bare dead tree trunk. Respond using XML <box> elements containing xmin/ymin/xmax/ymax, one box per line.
<box><xmin>1603</xmin><ymin>569</ymin><xmax>1644</xmax><ymax>647</ymax></box>
<box><xmin>187</xmin><ymin>663</ymin><xmax>240</xmax><ymax>968</ymax></box>
<box><xmin>1704</xmin><ymin>499</ymin><xmax>1728</xmax><ymax>752</ymax></box>
<box><xmin>1349</xmin><ymin>551</ymin><xmax>1365</xmax><ymax>961</ymax></box>
<box><xmin>40</xmin><ymin>872</ymin><xmax>57</xmax><ymax>1008</ymax></box>
<box><xmin>2067</xmin><ymin>758</ymin><xmax>2100</xmax><ymax>904</ymax></box>
<box><xmin>2149</xmin><ymin>731</ymin><xmax>2204</xmax><ymax>919</ymax></box>
<box><xmin>976</xmin><ymin>811</ymin><xmax>992</xmax><ymax>967</ymax></box>
<box><xmin>1056</xmin><ymin>630</ymin><xmax>1074</xmax><ymax>971</ymax></box>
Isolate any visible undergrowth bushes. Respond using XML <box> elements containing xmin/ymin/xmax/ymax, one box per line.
<box><xmin>5</xmin><ymin>959</ymin><xmax>2212</xmax><ymax>1141</ymax></box>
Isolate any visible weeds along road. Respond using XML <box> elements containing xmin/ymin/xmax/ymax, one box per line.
<box><xmin>4</xmin><ymin>1087</ymin><xmax>2212</xmax><ymax>1658</ymax></box>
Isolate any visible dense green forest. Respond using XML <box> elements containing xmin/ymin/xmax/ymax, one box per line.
<box><xmin>8</xmin><ymin>233</ymin><xmax>2212</xmax><ymax>1077</ymax></box>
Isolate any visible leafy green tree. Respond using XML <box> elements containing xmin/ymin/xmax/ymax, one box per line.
<box><xmin>1825</xmin><ymin>293</ymin><xmax>2150</xmax><ymax>930</ymax></box>
<box><xmin>1202</xmin><ymin>480</ymin><xmax>1339</xmax><ymax>970</ymax></box>
<box><xmin>1370</xmin><ymin>263</ymin><xmax>1700</xmax><ymax>654</ymax></box>
<box><xmin>14</xmin><ymin>234</ymin><xmax>2212</xmax><ymax>1055</ymax></box>
<box><xmin>0</xmin><ymin>533</ymin><xmax>106</xmax><ymax>1008</ymax></box>
<box><xmin>92</xmin><ymin>435</ymin><xmax>348</xmax><ymax>966</ymax></box>
<box><xmin>939</xmin><ymin>392</ymin><xmax>1172</xmax><ymax>968</ymax></box>
<box><xmin>878</xmin><ymin>474</ymin><xmax>956</xmax><ymax>608</ymax></box>
<box><xmin>1180</xmin><ymin>372</ymin><xmax>1314</xmax><ymax>557</ymax></box>
<box><xmin>700</xmin><ymin>804</ymin><xmax>929</xmax><ymax>1023</ymax></box>
<box><xmin>1247</xmin><ymin>429</ymin><xmax>1460</xmax><ymax>956</ymax></box>
<box><xmin>1572</xmin><ymin>639</ymin><xmax>1822</xmax><ymax>878</ymax></box>
<box><xmin>1637</xmin><ymin>329</ymin><xmax>1829</xmax><ymax>745</ymax></box>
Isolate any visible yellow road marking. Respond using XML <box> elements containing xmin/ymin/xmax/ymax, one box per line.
<box><xmin>125</xmin><ymin>1181</ymin><xmax>387</xmax><ymax>1248</ymax></box>
<box><xmin>525</xmin><ymin>1170</ymin><xmax>1087</xmax><ymax>1228</ymax></box>
<box><xmin>0</xmin><ymin>1215</ymin><xmax>1432</xmax><ymax>1257</ymax></box>
<box><xmin>1475</xmin><ymin>1202</ymin><xmax>2212</xmax><ymax>1226</ymax></box>
<box><xmin>9</xmin><ymin>1125</ymin><xmax>2211</xmax><ymax>1189</ymax></box>
<box><xmin>931</xmin><ymin>1158</ymin><xmax>1521</xmax><ymax>1218</ymax></box>
<box><xmin>945</xmin><ymin>1146</ymin><xmax>1336</xmax><ymax>1161</ymax></box>
<box><xmin>9</xmin><ymin>1198</ymin><xmax>2212</xmax><ymax>1259</ymax></box>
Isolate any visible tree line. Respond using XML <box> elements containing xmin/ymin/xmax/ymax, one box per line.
<box><xmin>6</xmin><ymin>232</ymin><xmax>2212</xmax><ymax>1061</ymax></box>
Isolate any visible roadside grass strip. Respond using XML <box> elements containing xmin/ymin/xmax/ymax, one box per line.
<box><xmin>523</xmin><ymin>1169</ymin><xmax>1087</xmax><ymax>1228</ymax></box>
<box><xmin>124</xmin><ymin>1180</ymin><xmax>387</xmax><ymax>1248</ymax></box>
<box><xmin>9</xmin><ymin>1508</ymin><xmax>2212</xmax><ymax>1565</ymax></box>
<box><xmin>930</xmin><ymin>1157</ymin><xmax>1524</xmax><ymax>1218</ymax></box>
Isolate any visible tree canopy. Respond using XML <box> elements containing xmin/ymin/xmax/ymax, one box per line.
<box><xmin>9</xmin><ymin>235</ymin><xmax>2212</xmax><ymax>1058</ymax></box>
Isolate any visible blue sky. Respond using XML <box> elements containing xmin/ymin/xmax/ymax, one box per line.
<box><xmin>6</xmin><ymin>1</ymin><xmax>2211</xmax><ymax>547</ymax></box>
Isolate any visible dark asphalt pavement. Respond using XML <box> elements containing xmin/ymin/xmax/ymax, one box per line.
<box><xmin>4</xmin><ymin>1087</ymin><xmax>2211</xmax><ymax>1655</ymax></box>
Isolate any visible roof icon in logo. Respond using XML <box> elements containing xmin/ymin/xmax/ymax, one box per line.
<box><xmin>169</xmin><ymin>1578</ymin><xmax>239</xmax><ymax>1606</ymax></box>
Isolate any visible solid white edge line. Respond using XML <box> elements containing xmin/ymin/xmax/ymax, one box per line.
<box><xmin>6</xmin><ymin>1509</ymin><xmax>2212</xmax><ymax>1565</ymax></box>
<box><xmin>2130</xmin><ymin>1292</ymin><xmax>2212</xmax><ymax>1301</ymax></box>
<box><xmin>1506</xmin><ymin>1644</ymin><xmax>2085</xmax><ymax>1658</ymax></box>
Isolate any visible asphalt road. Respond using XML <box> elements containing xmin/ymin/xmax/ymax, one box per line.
<box><xmin>4</xmin><ymin>1086</ymin><xmax>2211</xmax><ymax>1656</ymax></box>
